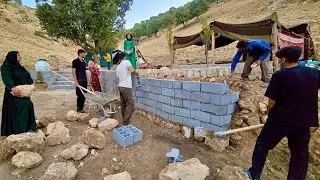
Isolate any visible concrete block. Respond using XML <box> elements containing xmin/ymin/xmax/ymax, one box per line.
<box><xmin>187</xmin><ymin>70</ymin><xmax>194</xmax><ymax>78</ymax></box>
<box><xmin>182</xmin><ymin>81</ymin><xmax>201</xmax><ymax>92</ymax></box>
<box><xmin>125</xmin><ymin>125</ymin><xmax>143</xmax><ymax>144</ymax></box>
<box><xmin>227</xmin><ymin>104</ymin><xmax>236</xmax><ymax>114</ymax></box>
<box><xmin>136</xmin><ymin>103</ymin><xmax>147</xmax><ymax>110</ymax></box>
<box><xmin>174</xmin><ymin>90</ymin><xmax>191</xmax><ymax>99</ymax></box>
<box><xmin>191</xmin><ymin>110</ymin><xmax>211</xmax><ymax>123</ymax></box>
<box><xmin>147</xmin><ymin>99</ymin><xmax>158</xmax><ymax>108</ymax></box>
<box><xmin>137</xmin><ymin>85</ymin><xmax>151</xmax><ymax>92</ymax></box>
<box><xmin>154</xmin><ymin>79</ymin><xmax>161</xmax><ymax>87</ymax></box>
<box><xmin>182</xmin><ymin>126</ymin><xmax>194</xmax><ymax>138</ymax></box>
<box><xmin>147</xmin><ymin>106</ymin><xmax>157</xmax><ymax>115</ymax></box>
<box><xmin>146</xmin><ymin>79</ymin><xmax>155</xmax><ymax>86</ymax></box>
<box><xmin>231</xmin><ymin>92</ymin><xmax>240</xmax><ymax>103</ymax></box>
<box><xmin>149</xmin><ymin>93</ymin><xmax>159</xmax><ymax>101</ymax></box>
<box><xmin>150</xmin><ymin>86</ymin><xmax>161</xmax><ymax>94</ymax></box>
<box><xmin>171</xmin><ymin>98</ymin><xmax>183</xmax><ymax>107</ymax></box>
<box><xmin>162</xmin><ymin>104</ymin><xmax>175</xmax><ymax>114</ymax></box>
<box><xmin>211</xmin><ymin>115</ymin><xmax>232</xmax><ymax>127</ymax></box>
<box><xmin>160</xmin><ymin>80</ymin><xmax>174</xmax><ymax>88</ymax></box>
<box><xmin>168</xmin><ymin>114</ymin><xmax>186</xmax><ymax>124</ymax></box>
<box><xmin>158</xmin><ymin>95</ymin><xmax>171</xmax><ymax>105</ymax></box>
<box><xmin>132</xmin><ymin>90</ymin><xmax>136</xmax><ymax>97</ymax></box>
<box><xmin>112</xmin><ymin>127</ymin><xmax>134</xmax><ymax>148</ymax></box>
<box><xmin>200</xmin><ymin>69</ymin><xmax>207</xmax><ymax>77</ymax></box>
<box><xmin>139</xmin><ymin>78</ymin><xmax>146</xmax><ymax>85</ymax></box>
<box><xmin>174</xmin><ymin>107</ymin><xmax>191</xmax><ymax>118</ymax></box>
<box><xmin>201</xmin><ymin>82</ymin><xmax>229</xmax><ymax>95</ymax></box>
<box><xmin>200</xmin><ymin>122</ymin><xmax>228</xmax><ymax>132</ymax></box>
<box><xmin>135</xmin><ymin>91</ymin><xmax>144</xmax><ymax>97</ymax></box>
<box><xmin>190</xmin><ymin>92</ymin><xmax>210</xmax><ymax>103</ymax></box>
<box><xmin>138</xmin><ymin>97</ymin><xmax>147</xmax><ymax>105</ymax></box>
<box><xmin>162</xmin><ymin>88</ymin><xmax>175</xmax><ymax>97</ymax></box>
<box><xmin>182</xmin><ymin>100</ymin><xmax>201</xmax><ymax>110</ymax></box>
<box><xmin>201</xmin><ymin>104</ymin><xmax>228</xmax><ymax>115</ymax></box>
<box><xmin>172</xmin><ymin>81</ymin><xmax>182</xmax><ymax>89</ymax></box>
<box><xmin>210</xmin><ymin>92</ymin><xmax>240</xmax><ymax>105</ymax></box>
<box><xmin>183</xmin><ymin>118</ymin><xmax>201</xmax><ymax>128</ymax></box>
<box><xmin>157</xmin><ymin>109</ymin><xmax>169</xmax><ymax>120</ymax></box>
<box><xmin>193</xmin><ymin>70</ymin><xmax>201</xmax><ymax>78</ymax></box>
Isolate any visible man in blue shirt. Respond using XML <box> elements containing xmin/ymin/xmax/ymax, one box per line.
<box><xmin>231</xmin><ymin>40</ymin><xmax>272</xmax><ymax>83</ymax></box>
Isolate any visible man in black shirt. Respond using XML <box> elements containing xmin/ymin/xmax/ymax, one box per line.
<box><xmin>246</xmin><ymin>46</ymin><xmax>320</xmax><ymax>180</ymax></box>
<box><xmin>72</xmin><ymin>49</ymin><xmax>87</xmax><ymax>113</ymax></box>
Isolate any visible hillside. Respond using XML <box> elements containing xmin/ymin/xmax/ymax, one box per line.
<box><xmin>137</xmin><ymin>0</ymin><xmax>320</xmax><ymax>66</ymax></box>
<box><xmin>0</xmin><ymin>2</ymin><xmax>80</xmax><ymax>69</ymax></box>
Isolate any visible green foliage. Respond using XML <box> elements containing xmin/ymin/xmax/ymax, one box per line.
<box><xmin>199</xmin><ymin>16</ymin><xmax>212</xmax><ymax>64</ymax></box>
<box><xmin>166</xmin><ymin>27</ymin><xmax>173</xmax><ymax>51</ymax></box>
<box><xmin>35</xmin><ymin>0</ymin><xmax>133</xmax><ymax>52</ymax></box>
<box><xmin>2</xmin><ymin>0</ymin><xmax>22</xmax><ymax>4</ymax></box>
<box><xmin>131</xmin><ymin>0</ymin><xmax>215</xmax><ymax>39</ymax></box>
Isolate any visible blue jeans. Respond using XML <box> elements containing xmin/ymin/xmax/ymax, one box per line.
<box><xmin>106</xmin><ymin>62</ymin><xmax>111</xmax><ymax>70</ymax></box>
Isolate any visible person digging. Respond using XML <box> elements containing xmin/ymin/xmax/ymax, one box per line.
<box><xmin>231</xmin><ymin>40</ymin><xmax>271</xmax><ymax>83</ymax></box>
<box><xmin>244</xmin><ymin>46</ymin><xmax>320</xmax><ymax>180</ymax></box>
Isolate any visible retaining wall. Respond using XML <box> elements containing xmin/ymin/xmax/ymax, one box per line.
<box><xmin>133</xmin><ymin>78</ymin><xmax>240</xmax><ymax>132</ymax></box>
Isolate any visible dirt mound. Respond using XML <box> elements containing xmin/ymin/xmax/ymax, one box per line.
<box><xmin>0</xmin><ymin>2</ymin><xmax>80</xmax><ymax>69</ymax></box>
<box><xmin>137</xmin><ymin>0</ymin><xmax>320</xmax><ymax>66</ymax></box>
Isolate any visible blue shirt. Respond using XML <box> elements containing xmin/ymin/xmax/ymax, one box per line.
<box><xmin>231</xmin><ymin>40</ymin><xmax>271</xmax><ymax>72</ymax></box>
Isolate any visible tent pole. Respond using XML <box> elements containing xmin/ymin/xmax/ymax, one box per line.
<box><xmin>272</xmin><ymin>22</ymin><xmax>279</xmax><ymax>72</ymax></box>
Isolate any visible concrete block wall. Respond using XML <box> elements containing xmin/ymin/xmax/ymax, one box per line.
<box><xmin>133</xmin><ymin>78</ymin><xmax>240</xmax><ymax>132</ymax></box>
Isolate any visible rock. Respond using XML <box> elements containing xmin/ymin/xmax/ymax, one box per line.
<box><xmin>104</xmin><ymin>171</ymin><xmax>132</xmax><ymax>180</ymax></box>
<box><xmin>261</xmin><ymin>115</ymin><xmax>268</xmax><ymax>123</ymax></box>
<box><xmin>98</xmin><ymin>119</ymin><xmax>119</xmax><ymax>132</ymax></box>
<box><xmin>112</xmin><ymin>158</ymin><xmax>118</xmax><ymax>162</ymax></box>
<box><xmin>77</xmin><ymin>113</ymin><xmax>90</xmax><ymax>122</ymax></box>
<box><xmin>182</xmin><ymin>126</ymin><xmax>193</xmax><ymax>138</ymax></box>
<box><xmin>194</xmin><ymin>128</ymin><xmax>211</xmax><ymax>142</ymax></box>
<box><xmin>160</xmin><ymin>121</ymin><xmax>167</xmax><ymax>127</ymax></box>
<box><xmin>240</xmin><ymin>109</ymin><xmax>250</xmax><ymax>115</ymax></box>
<box><xmin>89</xmin><ymin>118</ymin><xmax>99</xmax><ymax>128</ymax></box>
<box><xmin>66</xmin><ymin>110</ymin><xmax>78</xmax><ymax>122</ymax></box>
<box><xmin>154</xmin><ymin>118</ymin><xmax>161</xmax><ymax>125</ymax></box>
<box><xmin>0</xmin><ymin>139</ymin><xmax>14</xmax><ymax>162</ymax></box>
<box><xmin>146</xmin><ymin>114</ymin><xmax>155</xmax><ymax>121</ymax></box>
<box><xmin>11</xmin><ymin>168</ymin><xmax>26</xmax><ymax>177</ymax></box>
<box><xmin>230</xmin><ymin>134</ymin><xmax>243</xmax><ymax>146</ymax></box>
<box><xmin>246</xmin><ymin>114</ymin><xmax>261</xmax><ymax>126</ymax></box>
<box><xmin>113</xmin><ymin>165</ymin><xmax>121</xmax><ymax>172</ymax></box>
<box><xmin>6</xmin><ymin>130</ymin><xmax>45</xmax><ymax>153</ymax></box>
<box><xmin>216</xmin><ymin>165</ymin><xmax>249</xmax><ymax>180</ymax></box>
<box><xmin>91</xmin><ymin>149</ymin><xmax>98</xmax><ymax>156</ymax></box>
<box><xmin>83</xmin><ymin>128</ymin><xmax>106</xmax><ymax>149</ymax></box>
<box><xmin>78</xmin><ymin>161</ymin><xmax>85</xmax><ymax>168</ymax></box>
<box><xmin>102</xmin><ymin>168</ymin><xmax>110</xmax><ymax>175</ymax></box>
<box><xmin>165</xmin><ymin>122</ymin><xmax>174</xmax><ymax>129</ymax></box>
<box><xmin>159</xmin><ymin>158</ymin><xmax>209</xmax><ymax>180</ymax></box>
<box><xmin>15</xmin><ymin>84</ymin><xmax>35</xmax><ymax>97</ymax></box>
<box><xmin>208</xmin><ymin>77</ymin><xmax>216</xmax><ymax>82</ymax></box>
<box><xmin>59</xmin><ymin>143</ymin><xmax>89</xmax><ymax>161</ymax></box>
<box><xmin>45</xmin><ymin>121</ymin><xmax>72</xmax><ymax>146</ymax></box>
<box><xmin>39</xmin><ymin>162</ymin><xmax>78</xmax><ymax>180</ymax></box>
<box><xmin>172</xmin><ymin>125</ymin><xmax>182</xmax><ymax>132</ymax></box>
<box><xmin>11</xmin><ymin>151</ymin><xmax>43</xmax><ymax>169</ymax></box>
<box><xmin>40</xmin><ymin>110</ymin><xmax>57</xmax><ymax>126</ymax></box>
<box><xmin>259</xmin><ymin>102</ymin><xmax>267</xmax><ymax>113</ymax></box>
<box><xmin>233</xmin><ymin>118</ymin><xmax>244</xmax><ymax>127</ymax></box>
<box><xmin>205</xmin><ymin>136</ymin><xmax>229</xmax><ymax>152</ymax></box>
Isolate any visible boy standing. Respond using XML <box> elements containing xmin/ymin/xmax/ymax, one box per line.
<box><xmin>116</xmin><ymin>52</ymin><xmax>138</xmax><ymax>125</ymax></box>
<box><xmin>105</xmin><ymin>51</ymin><xmax>112</xmax><ymax>70</ymax></box>
<box><xmin>246</xmin><ymin>46</ymin><xmax>320</xmax><ymax>180</ymax></box>
<box><xmin>72</xmin><ymin>49</ymin><xmax>87</xmax><ymax>113</ymax></box>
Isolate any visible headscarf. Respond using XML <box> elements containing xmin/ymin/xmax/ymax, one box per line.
<box><xmin>126</xmin><ymin>33</ymin><xmax>133</xmax><ymax>41</ymax></box>
<box><xmin>1</xmin><ymin>51</ymin><xmax>31</xmax><ymax>78</ymax></box>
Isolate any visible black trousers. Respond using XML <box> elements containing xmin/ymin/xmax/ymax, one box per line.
<box><xmin>75</xmin><ymin>81</ymin><xmax>87</xmax><ymax>112</ymax></box>
<box><xmin>249</xmin><ymin>122</ymin><xmax>310</xmax><ymax>180</ymax></box>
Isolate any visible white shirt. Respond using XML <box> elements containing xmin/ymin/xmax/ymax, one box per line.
<box><xmin>116</xmin><ymin>60</ymin><xmax>132</xmax><ymax>88</ymax></box>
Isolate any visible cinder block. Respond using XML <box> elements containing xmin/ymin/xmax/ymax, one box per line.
<box><xmin>201</xmin><ymin>104</ymin><xmax>228</xmax><ymax>115</ymax></box>
<box><xmin>231</xmin><ymin>92</ymin><xmax>240</xmax><ymax>103</ymax></box>
<box><xmin>175</xmin><ymin>107</ymin><xmax>190</xmax><ymax>118</ymax></box>
<box><xmin>138</xmin><ymin>97</ymin><xmax>147</xmax><ymax>105</ymax></box>
<box><xmin>162</xmin><ymin>104</ymin><xmax>175</xmax><ymax>114</ymax></box>
<box><xmin>174</xmin><ymin>89</ymin><xmax>191</xmax><ymax>99</ymax></box>
<box><xmin>168</xmin><ymin>114</ymin><xmax>186</xmax><ymax>124</ymax></box>
<box><xmin>161</xmin><ymin>80</ymin><xmax>173</xmax><ymax>88</ymax></box>
<box><xmin>125</xmin><ymin>125</ymin><xmax>143</xmax><ymax>144</ymax></box>
<box><xmin>158</xmin><ymin>95</ymin><xmax>171</xmax><ymax>105</ymax></box>
<box><xmin>132</xmin><ymin>90</ymin><xmax>136</xmax><ymax>97</ymax></box>
<box><xmin>211</xmin><ymin>94</ymin><xmax>237</xmax><ymax>105</ymax></box>
<box><xmin>154</xmin><ymin>79</ymin><xmax>161</xmax><ymax>87</ymax></box>
<box><xmin>211</xmin><ymin>115</ymin><xmax>233</xmax><ymax>127</ymax></box>
<box><xmin>171</xmin><ymin>98</ymin><xmax>183</xmax><ymax>107</ymax></box>
<box><xmin>137</xmin><ymin>85</ymin><xmax>151</xmax><ymax>92</ymax></box>
<box><xmin>149</xmin><ymin>93</ymin><xmax>159</xmax><ymax>101</ymax></box>
<box><xmin>190</xmin><ymin>110</ymin><xmax>211</xmax><ymax>123</ymax></box>
<box><xmin>147</xmin><ymin>99</ymin><xmax>158</xmax><ymax>108</ymax></box>
<box><xmin>227</xmin><ymin>104</ymin><xmax>236</xmax><ymax>114</ymax></box>
<box><xmin>136</xmin><ymin>103</ymin><xmax>147</xmax><ymax>110</ymax></box>
<box><xmin>182</xmin><ymin>81</ymin><xmax>201</xmax><ymax>92</ymax></box>
<box><xmin>136</xmin><ymin>91</ymin><xmax>144</xmax><ymax>97</ymax></box>
<box><xmin>173</xmin><ymin>81</ymin><xmax>182</xmax><ymax>89</ymax></box>
<box><xmin>147</xmin><ymin>106</ymin><xmax>157</xmax><ymax>115</ymax></box>
<box><xmin>190</xmin><ymin>92</ymin><xmax>210</xmax><ymax>103</ymax></box>
<box><xmin>201</xmin><ymin>82</ymin><xmax>229</xmax><ymax>95</ymax></box>
<box><xmin>139</xmin><ymin>78</ymin><xmax>146</xmax><ymax>85</ymax></box>
<box><xmin>162</xmin><ymin>88</ymin><xmax>175</xmax><ymax>97</ymax></box>
<box><xmin>183</xmin><ymin>118</ymin><xmax>201</xmax><ymax>128</ymax></box>
<box><xmin>112</xmin><ymin>127</ymin><xmax>134</xmax><ymax>148</ymax></box>
<box><xmin>182</xmin><ymin>100</ymin><xmax>201</xmax><ymax>110</ymax></box>
<box><xmin>157</xmin><ymin>109</ymin><xmax>169</xmax><ymax>120</ymax></box>
<box><xmin>146</xmin><ymin>79</ymin><xmax>155</xmax><ymax>86</ymax></box>
<box><xmin>200</xmin><ymin>122</ymin><xmax>228</xmax><ymax>132</ymax></box>
<box><xmin>151</xmin><ymin>86</ymin><xmax>161</xmax><ymax>94</ymax></box>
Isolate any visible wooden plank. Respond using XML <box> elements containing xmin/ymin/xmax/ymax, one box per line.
<box><xmin>272</xmin><ymin>22</ymin><xmax>279</xmax><ymax>72</ymax></box>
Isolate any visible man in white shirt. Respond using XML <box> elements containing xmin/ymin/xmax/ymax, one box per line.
<box><xmin>116</xmin><ymin>52</ymin><xmax>138</xmax><ymax>125</ymax></box>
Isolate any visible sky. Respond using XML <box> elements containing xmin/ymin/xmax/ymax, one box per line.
<box><xmin>22</xmin><ymin>0</ymin><xmax>193</xmax><ymax>29</ymax></box>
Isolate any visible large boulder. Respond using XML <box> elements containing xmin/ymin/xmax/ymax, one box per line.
<box><xmin>45</xmin><ymin>121</ymin><xmax>72</xmax><ymax>146</ymax></box>
<box><xmin>39</xmin><ymin>162</ymin><xmax>78</xmax><ymax>180</ymax></box>
<box><xmin>104</xmin><ymin>171</ymin><xmax>132</xmax><ymax>180</ymax></box>
<box><xmin>159</xmin><ymin>158</ymin><xmax>210</xmax><ymax>180</ymax></box>
<box><xmin>82</xmin><ymin>128</ymin><xmax>106</xmax><ymax>149</ymax></box>
<box><xmin>89</xmin><ymin>118</ymin><xmax>99</xmax><ymax>128</ymax></box>
<box><xmin>0</xmin><ymin>139</ymin><xmax>14</xmax><ymax>162</ymax></box>
<box><xmin>98</xmin><ymin>119</ymin><xmax>118</xmax><ymax>132</ymax></box>
<box><xmin>59</xmin><ymin>143</ymin><xmax>89</xmax><ymax>161</ymax></box>
<box><xmin>216</xmin><ymin>165</ymin><xmax>249</xmax><ymax>180</ymax></box>
<box><xmin>11</xmin><ymin>151</ymin><xmax>43</xmax><ymax>169</ymax></box>
<box><xmin>77</xmin><ymin>113</ymin><xmax>90</xmax><ymax>122</ymax></box>
<box><xmin>6</xmin><ymin>130</ymin><xmax>45</xmax><ymax>153</ymax></box>
<box><xmin>39</xmin><ymin>110</ymin><xmax>57</xmax><ymax>127</ymax></box>
<box><xmin>66</xmin><ymin>110</ymin><xmax>78</xmax><ymax>122</ymax></box>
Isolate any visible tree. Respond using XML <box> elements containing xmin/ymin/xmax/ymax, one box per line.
<box><xmin>1</xmin><ymin>0</ymin><xmax>21</xmax><ymax>4</ymax></box>
<box><xmin>35</xmin><ymin>0</ymin><xmax>133</xmax><ymax>52</ymax></box>
<box><xmin>166</xmin><ymin>27</ymin><xmax>175</xmax><ymax>67</ymax></box>
<box><xmin>188</xmin><ymin>0</ymin><xmax>209</xmax><ymax>19</ymax></box>
<box><xmin>174</xmin><ymin>7</ymin><xmax>189</xmax><ymax>26</ymax></box>
<box><xmin>199</xmin><ymin>16</ymin><xmax>212</xmax><ymax>66</ymax></box>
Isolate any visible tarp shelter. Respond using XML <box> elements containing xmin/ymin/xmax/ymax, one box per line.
<box><xmin>173</xmin><ymin>12</ymin><xmax>315</xmax><ymax>60</ymax></box>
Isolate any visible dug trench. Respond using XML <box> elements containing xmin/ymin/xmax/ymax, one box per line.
<box><xmin>0</xmin><ymin>75</ymin><xmax>319</xmax><ymax>179</ymax></box>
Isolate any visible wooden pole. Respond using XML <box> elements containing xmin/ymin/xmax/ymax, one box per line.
<box><xmin>212</xmin><ymin>31</ymin><xmax>215</xmax><ymax>66</ymax></box>
<box><xmin>272</xmin><ymin>22</ymin><xmax>279</xmax><ymax>72</ymax></box>
<box><xmin>214</xmin><ymin>124</ymin><xmax>264</xmax><ymax>136</ymax></box>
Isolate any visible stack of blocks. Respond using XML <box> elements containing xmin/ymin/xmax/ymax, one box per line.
<box><xmin>112</xmin><ymin>125</ymin><xmax>143</xmax><ymax>147</ymax></box>
<box><xmin>133</xmin><ymin>78</ymin><xmax>240</xmax><ymax>132</ymax></box>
